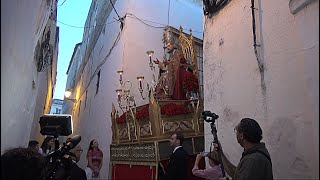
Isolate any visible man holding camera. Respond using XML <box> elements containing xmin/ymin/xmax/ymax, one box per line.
<box><xmin>68</xmin><ymin>145</ymin><xmax>87</xmax><ymax>180</ymax></box>
<box><xmin>214</xmin><ymin>118</ymin><xmax>273</xmax><ymax>180</ymax></box>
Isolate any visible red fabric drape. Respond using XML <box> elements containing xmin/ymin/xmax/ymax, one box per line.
<box><xmin>112</xmin><ymin>164</ymin><xmax>156</xmax><ymax>180</ymax></box>
<box><xmin>111</xmin><ymin>155</ymin><xmax>205</xmax><ymax>180</ymax></box>
<box><xmin>172</xmin><ymin>67</ymin><xmax>188</xmax><ymax>100</ymax></box>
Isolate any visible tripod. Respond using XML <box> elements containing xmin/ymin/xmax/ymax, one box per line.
<box><xmin>209</xmin><ymin>122</ymin><xmax>226</xmax><ymax>178</ymax></box>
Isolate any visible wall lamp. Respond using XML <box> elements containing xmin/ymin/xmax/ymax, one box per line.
<box><xmin>203</xmin><ymin>0</ymin><xmax>229</xmax><ymax>15</ymax></box>
<box><xmin>64</xmin><ymin>89</ymin><xmax>77</xmax><ymax>102</ymax></box>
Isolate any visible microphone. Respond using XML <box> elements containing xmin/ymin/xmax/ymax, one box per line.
<box><xmin>66</xmin><ymin>135</ymin><xmax>81</xmax><ymax>149</ymax></box>
<box><xmin>62</xmin><ymin>135</ymin><xmax>81</xmax><ymax>153</ymax></box>
<box><xmin>46</xmin><ymin>135</ymin><xmax>81</xmax><ymax>158</ymax></box>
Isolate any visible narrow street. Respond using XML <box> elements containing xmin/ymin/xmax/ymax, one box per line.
<box><xmin>1</xmin><ymin>0</ymin><xmax>319</xmax><ymax>179</ymax></box>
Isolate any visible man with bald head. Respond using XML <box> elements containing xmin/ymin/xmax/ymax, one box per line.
<box><xmin>68</xmin><ymin>145</ymin><xmax>87</xmax><ymax>180</ymax></box>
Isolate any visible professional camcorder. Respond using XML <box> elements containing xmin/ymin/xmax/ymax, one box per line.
<box><xmin>201</xmin><ymin>110</ymin><xmax>226</xmax><ymax>178</ymax></box>
<box><xmin>39</xmin><ymin>114</ymin><xmax>81</xmax><ymax>180</ymax></box>
<box><xmin>202</xmin><ymin>110</ymin><xmax>219</xmax><ymax>123</ymax></box>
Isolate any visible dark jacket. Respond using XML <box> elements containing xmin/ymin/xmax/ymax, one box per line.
<box><xmin>234</xmin><ymin>142</ymin><xmax>273</xmax><ymax>180</ymax></box>
<box><xmin>69</xmin><ymin>162</ymin><xmax>87</xmax><ymax>180</ymax></box>
<box><xmin>165</xmin><ymin>147</ymin><xmax>188</xmax><ymax>180</ymax></box>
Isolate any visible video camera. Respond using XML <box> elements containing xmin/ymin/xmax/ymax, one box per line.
<box><xmin>201</xmin><ymin>110</ymin><xmax>226</xmax><ymax>177</ymax></box>
<box><xmin>39</xmin><ymin>114</ymin><xmax>81</xmax><ymax>180</ymax></box>
<box><xmin>202</xmin><ymin>111</ymin><xmax>219</xmax><ymax>123</ymax></box>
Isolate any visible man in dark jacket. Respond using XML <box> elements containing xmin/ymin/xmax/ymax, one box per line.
<box><xmin>165</xmin><ymin>132</ymin><xmax>189</xmax><ymax>180</ymax></box>
<box><xmin>68</xmin><ymin>145</ymin><xmax>87</xmax><ymax>180</ymax></box>
<box><xmin>214</xmin><ymin>118</ymin><xmax>273</xmax><ymax>180</ymax></box>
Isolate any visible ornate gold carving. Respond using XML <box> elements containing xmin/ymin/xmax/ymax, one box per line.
<box><xmin>110</xmin><ymin>26</ymin><xmax>204</xmax><ymax>151</ymax></box>
<box><xmin>110</xmin><ymin>143</ymin><xmax>157</xmax><ymax>162</ymax></box>
<box><xmin>139</xmin><ymin>121</ymin><xmax>152</xmax><ymax>137</ymax></box>
<box><xmin>118</xmin><ymin>125</ymin><xmax>129</xmax><ymax>140</ymax></box>
<box><xmin>162</xmin><ymin>119</ymin><xmax>194</xmax><ymax>133</ymax></box>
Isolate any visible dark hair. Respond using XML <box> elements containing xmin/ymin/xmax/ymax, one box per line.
<box><xmin>88</xmin><ymin>139</ymin><xmax>95</xmax><ymax>152</ymax></box>
<box><xmin>87</xmin><ymin>139</ymin><xmax>102</xmax><ymax>158</ymax></box>
<box><xmin>237</xmin><ymin>118</ymin><xmax>263</xmax><ymax>143</ymax></box>
<box><xmin>28</xmin><ymin>140</ymin><xmax>39</xmax><ymax>148</ymax></box>
<box><xmin>40</xmin><ymin>136</ymin><xmax>54</xmax><ymax>153</ymax></box>
<box><xmin>174</xmin><ymin>132</ymin><xmax>184</xmax><ymax>145</ymax></box>
<box><xmin>1</xmin><ymin>147</ymin><xmax>45</xmax><ymax>180</ymax></box>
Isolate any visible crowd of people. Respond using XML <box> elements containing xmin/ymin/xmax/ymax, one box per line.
<box><xmin>2</xmin><ymin>137</ymin><xmax>103</xmax><ymax>180</ymax></box>
<box><xmin>2</xmin><ymin>117</ymin><xmax>273</xmax><ymax>180</ymax></box>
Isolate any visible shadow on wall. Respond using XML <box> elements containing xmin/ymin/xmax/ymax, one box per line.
<box><xmin>266</xmin><ymin>117</ymin><xmax>312</xmax><ymax>179</ymax></box>
<box><xmin>223</xmin><ymin>106</ymin><xmax>240</xmax><ymax>128</ymax></box>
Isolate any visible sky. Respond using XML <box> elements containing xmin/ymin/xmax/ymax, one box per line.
<box><xmin>53</xmin><ymin>0</ymin><xmax>92</xmax><ymax>100</ymax></box>
<box><xmin>53</xmin><ymin>0</ymin><xmax>202</xmax><ymax>100</ymax></box>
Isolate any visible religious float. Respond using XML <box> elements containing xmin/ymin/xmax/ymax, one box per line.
<box><xmin>109</xmin><ymin>26</ymin><xmax>205</xmax><ymax>180</ymax></box>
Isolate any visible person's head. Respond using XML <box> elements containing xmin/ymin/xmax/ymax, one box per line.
<box><xmin>169</xmin><ymin>132</ymin><xmax>184</xmax><ymax>148</ymax></box>
<box><xmin>207</xmin><ymin>151</ymin><xmax>221</xmax><ymax>167</ymax></box>
<box><xmin>88</xmin><ymin>139</ymin><xmax>99</xmax><ymax>151</ymax></box>
<box><xmin>28</xmin><ymin>140</ymin><xmax>39</xmax><ymax>149</ymax></box>
<box><xmin>41</xmin><ymin>136</ymin><xmax>55</xmax><ymax>152</ymax></box>
<box><xmin>234</xmin><ymin>118</ymin><xmax>263</xmax><ymax>147</ymax></box>
<box><xmin>69</xmin><ymin>145</ymin><xmax>83</xmax><ymax>162</ymax></box>
<box><xmin>162</xmin><ymin>27</ymin><xmax>178</xmax><ymax>53</ymax></box>
<box><xmin>1</xmin><ymin>147</ymin><xmax>45</xmax><ymax>180</ymax></box>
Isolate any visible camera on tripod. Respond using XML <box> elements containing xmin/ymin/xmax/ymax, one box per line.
<box><xmin>202</xmin><ymin>111</ymin><xmax>219</xmax><ymax>123</ymax></box>
<box><xmin>39</xmin><ymin>114</ymin><xmax>81</xmax><ymax>180</ymax></box>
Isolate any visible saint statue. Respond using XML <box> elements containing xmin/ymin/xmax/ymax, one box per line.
<box><xmin>154</xmin><ymin>27</ymin><xmax>195</xmax><ymax>100</ymax></box>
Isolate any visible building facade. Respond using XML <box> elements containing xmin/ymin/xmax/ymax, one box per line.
<box><xmin>203</xmin><ymin>0</ymin><xmax>319</xmax><ymax>179</ymax></box>
<box><xmin>1</xmin><ymin>0</ymin><xmax>59</xmax><ymax>152</ymax></box>
<box><xmin>63</xmin><ymin>0</ymin><xmax>203</xmax><ymax>178</ymax></box>
<box><xmin>50</xmin><ymin>99</ymin><xmax>64</xmax><ymax>114</ymax></box>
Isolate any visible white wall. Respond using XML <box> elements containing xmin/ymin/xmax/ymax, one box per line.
<box><xmin>203</xmin><ymin>0</ymin><xmax>319</xmax><ymax>179</ymax></box>
<box><xmin>65</xmin><ymin>0</ymin><xmax>203</xmax><ymax>178</ymax></box>
<box><xmin>1</xmin><ymin>0</ymin><xmax>57</xmax><ymax>152</ymax></box>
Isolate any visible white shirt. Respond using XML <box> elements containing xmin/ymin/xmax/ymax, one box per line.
<box><xmin>173</xmin><ymin>146</ymin><xmax>182</xmax><ymax>154</ymax></box>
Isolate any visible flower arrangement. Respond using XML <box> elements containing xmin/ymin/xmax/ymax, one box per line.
<box><xmin>160</xmin><ymin>103</ymin><xmax>190</xmax><ymax>116</ymax></box>
<box><xmin>116</xmin><ymin>112</ymin><xmax>126</xmax><ymax>124</ymax></box>
<box><xmin>182</xmin><ymin>71</ymin><xmax>199</xmax><ymax>92</ymax></box>
<box><xmin>136</xmin><ymin>104</ymin><xmax>149</xmax><ymax>120</ymax></box>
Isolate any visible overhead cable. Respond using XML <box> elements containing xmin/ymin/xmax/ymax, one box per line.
<box><xmin>58</xmin><ymin>0</ymin><xmax>67</xmax><ymax>6</ymax></box>
<box><xmin>57</xmin><ymin>20</ymin><xmax>118</xmax><ymax>29</ymax></box>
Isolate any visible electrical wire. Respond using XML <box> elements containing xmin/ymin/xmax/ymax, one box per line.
<box><xmin>126</xmin><ymin>13</ymin><xmax>166</xmax><ymax>29</ymax></box>
<box><xmin>126</xmin><ymin>13</ymin><xmax>202</xmax><ymax>34</ymax></box>
<box><xmin>58</xmin><ymin>0</ymin><xmax>67</xmax><ymax>6</ymax></box>
<box><xmin>109</xmin><ymin>0</ymin><xmax>121</xmax><ymax>20</ymax></box>
<box><xmin>168</xmin><ymin>0</ymin><xmax>171</xmax><ymax>25</ymax></box>
<box><xmin>57</xmin><ymin>20</ymin><xmax>117</xmax><ymax>29</ymax></box>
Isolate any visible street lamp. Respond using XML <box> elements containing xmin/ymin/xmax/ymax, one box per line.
<box><xmin>64</xmin><ymin>89</ymin><xmax>77</xmax><ymax>102</ymax></box>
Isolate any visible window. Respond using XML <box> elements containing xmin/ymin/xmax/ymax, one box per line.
<box><xmin>96</xmin><ymin>70</ymin><xmax>101</xmax><ymax>95</ymax></box>
<box><xmin>55</xmin><ymin>108</ymin><xmax>61</xmax><ymax>114</ymax></box>
<box><xmin>195</xmin><ymin>43</ymin><xmax>204</xmax><ymax>98</ymax></box>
